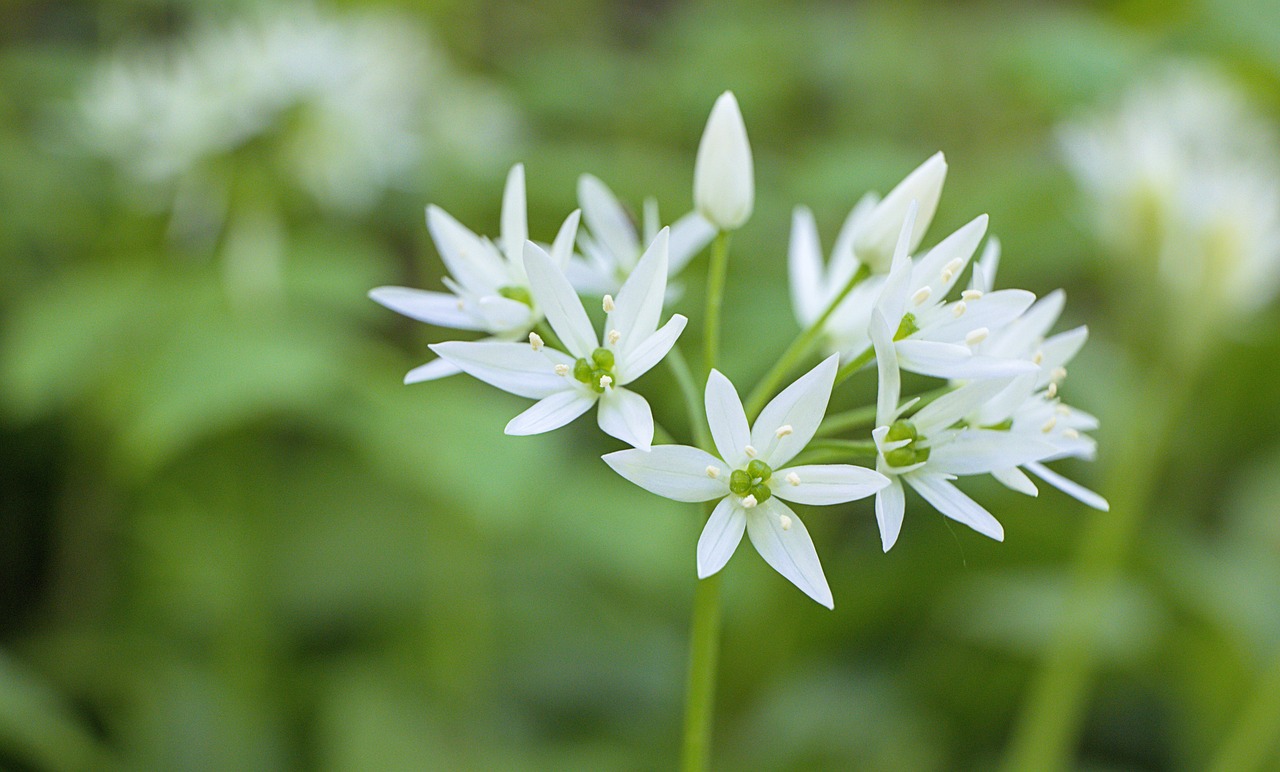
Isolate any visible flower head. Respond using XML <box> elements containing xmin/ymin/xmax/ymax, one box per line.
<box><xmin>853</xmin><ymin>152</ymin><xmax>948</xmax><ymax>274</ymax></box>
<box><xmin>694</xmin><ymin>91</ymin><xmax>754</xmax><ymax>231</ymax></box>
<box><xmin>604</xmin><ymin>356</ymin><xmax>890</xmax><ymax>608</ymax></box>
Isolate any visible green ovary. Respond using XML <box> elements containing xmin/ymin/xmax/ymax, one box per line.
<box><xmin>729</xmin><ymin>459</ymin><xmax>773</xmax><ymax>503</ymax></box>
<box><xmin>572</xmin><ymin>347</ymin><xmax>618</xmax><ymax>393</ymax></box>
<box><xmin>883</xmin><ymin>419</ymin><xmax>931</xmax><ymax>468</ymax></box>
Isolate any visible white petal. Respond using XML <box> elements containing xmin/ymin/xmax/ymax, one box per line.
<box><xmin>500</xmin><ymin>163</ymin><xmax>528</xmax><ymax>263</ymax></box>
<box><xmin>927</xmin><ymin>430</ymin><xmax>1058</xmax><ymax>475</ymax></box>
<box><xmin>906</xmin><ymin>474</ymin><xmax>1004</xmax><ymax>541</ymax></box>
<box><xmin>505</xmin><ymin>389</ymin><xmax>596</xmax><ymax>435</ymax></box>
<box><xmin>404</xmin><ymin>358</ymin><xmax>461</xmax><ymax>384</ymax></box>
<box><xmin>667</xmin><ymin>212</ymin><xmax>717</xmax><ymax>276</ymax></box>
<box><xmin>969</xmin><ymin>236</ymin><xmax>1001</xmax><ymax>292</ymax></box>
<box><xmin>597</xmin><ymin>387</ymin><xmax>654</xmax><ymax>450</ymax></box>
<box><xmin>992</xmin><ymin>467</ymin><xmax>1039</xmax><ymax>497</ymax></box>
<box><xmin>875</xmin><ymin>476</ymin><xmax>906</xmax><ymax>552</ymax></box>
<box><xmin>578</xmin><ymin>175</ymin><xmax>640</xmax><ymax>270</ymax></box>
<box><xmin>549</xmin><ymin>209</ymin><xmax>582</xmax><ymax>270</ymax></box>
<box><xmin>1026</xmin><ymin>461</ymin><xmax>1110</xmax><ymax>511</ymax></box>
<box><xmin>896</xmin><ymin>340</ymin><xmax>1035</xmax><ymax>380</ymax></box>
<box><xmin>771</xmin><ymin>464</ymin><xmax>890</xmax><ymax>505</ymax></box>
<box><xmin>746</xmin><ymin>500</ymin><xmax>833</xmax><ymax>609</ymax></box>
<box><xmin>751</xmin><ymin>354</ymin><xmax>839</xmax><ymax>466</ymax></box>
<box><xmin>869</xmin><ymin>310</ymin><xmax>901</xmax><ymax>427</ymax></box>
<box><xmin>524</xmin><ymin>241</ymin><xmax>598</xmax><ymax>356</ymax></box>
<box><xmin>608</xmin><ymin>228</ymin><xmax>669</xmax><ymax>362</ymax></box>
<box><xmin>426</xmin><ymin>205</ymin><xmax>508</xmax><ymax>294</ymax></box>
<box><xmin>476</xmin><ymin>295</ymin><xmax>534</xmax><ymax>333</ymax></box>
<box><xmin>829</xmin><ymin>193</ymin><xmax>878</xmax><ymax>287</ymax></box>
<box><xmin>912</xmin><ymin>379</ymin><xmax>1014</xmax><ymax>435</ymax></box>
<box><xmin>855</xmin><ymin>152</ymin><xmax>946</xmax><ymax>272</ymax></box>
<box><xmin>697</xmin><ymin>497</ymin><xmax>746</xmax><ymax>578</ymax></box>
<box><xmin>788</xmin><ymin>206</ymin><xmax>824</xmax><ymax>325</ymax></box>
<box><xmin>693</xmin><ymin>91</ymin><xmax>754</xmax><ymax>230</ymax></box>
<box><xmin>909</xmin><ymin>214</ymin><xmax>987</xmax><ymax>300</ymax></box>
<box><xmin>924</xmin><ymin>289</ymin><xmax>1036</xmax><ymax>344</ymax></box>
<box><xmin>985</xmin><ymin>289</ymin><xmax>1065</xmax><ymax>360</ymax></box>
<box><xmin>564</xmin><ymin>257</ymin><xmax>617</xmax><ymax>296</ymax></box>
<box><xmin>1036</xmin><ymin>326</ymin><xmax>1089</xmax><ymax>388</ymax></box>
<box><xmin>603</xmin><ymin>446</ymin><xmax>730</xmax><ymax>502</ymax></box>
<box><xmin>431</xmin><ymin>340</ymin><xmax>576</xmax><ymax>399</ymax></box>
<box><xmin>369</xmin><ymin>286</ymin><xmax>484</xmax><ymax>331</ymax></box>
<box><xmin>872</xmin><ymin>204</ymin><xmax>919</xmax><ymax>322</ymax></box>
<box><xmin>619</xmin><ymin>314</ymin><xmax>687</xmax><ymax>383</ymax></box>
<box><xmin>705</xmin><ymin>369</ymin><xmax>751</xmax><ymax>467</ymax></box>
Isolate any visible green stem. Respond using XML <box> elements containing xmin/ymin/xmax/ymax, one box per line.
<box><xmin>834</xmin><ymin>346</ymin><xmax>876</xmax><ymax>387</ymax></box>
<box><xmin>817</xmin><ymin>405</ymin><xmax>878</xmax><ymax>437</ymax></box>
<box><xmin>681</xmin><ymin>568</ymin><xmax>723</xmax><ymax>772</ymax></box>
<box><xmin>1209</xmin><ymin>647</ymin><xmax>1280</xmax><ymax>772</ymax></box>
<box><xmin>743</xmin><ymin>265</ymin><xmax>871</xmax><ymax>419</ymax></box>
<box><xmin>793</xmin><ymin>438</ymin><xmax>879</xmax><ymax>465</ymax></box>
<box><xmin>702</xmin><ymin>231</ymin><xmax>731</xmax><ymax>379</ymax></box>
<box><xmin>667</xmin><ymin>343</ymin><xmax>711</xmax><ymax>451</ymax></box>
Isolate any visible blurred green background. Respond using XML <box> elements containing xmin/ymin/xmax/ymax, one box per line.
<box><xmin>3</xmin><ymin>0</ymin><xmax>1280</xmax><ymax>769</ymax></box>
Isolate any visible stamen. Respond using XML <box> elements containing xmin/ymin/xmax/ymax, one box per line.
<box><xmin>608</xmin><ymin>329</ymin><xmax>621</xmax><ymax>345</ymax></box>
<box><xmin>1062</xmin><ymin>428</ymin><xmax>1080</xmax><ymax>440</ymax></box>
<box><xmin>779</xmin><ymin>514</ymin><xmax>793</xmax><ymax>531</ymax></box>
<box><xmin>775</xmin><ymin>425</ymin><xmax>793</xmax><ymax>438</ymax></box>
<box><xmin>741</xmin><ymin>494</ymin><xmax>758</xmax><ymax>509</ymax></box>
<box><xmin>554</xmin><ymin>364</ymin><xmax>569</xmax><ymax>376</ymax></box>
<box><xmin>962</xmin><ymin>289</ymin><xmax>984</xmax><ymax>301</ymax></box>
<box><xmin>1050</xmin><ymin>366</ymin><xmax>1067</xmax><ymax>382</ymax></box>
<box><xmin>744</xmin><ymin>445</ymin><xmax>758</xmax><ymax>458</ymax></box>
<box><xmin>528</xmin><ymin>332</ymin><xmax>544</xmax><ymax>351</ymax></box>
<box><xmin>965</xmin><ymin>327</ymin><xmax>989</xmax><ymax>346</ymax></box>
<box><xmin>952</xmin><ymin>301</ymin><xmax>967</xmax><ymax>318</ymax></box>
<box><xmin>602</xmin><ymin>294</ymin><xmax>615</xmax><ymax>312</ymax></box>
<box><xmin>911</xmin><ymin>286</ymin><xmax>932</xmax><ymax>306</ymax></box>
<box><xmin>786</xmin><ymin>472</ymin><xmax>800</xmax><ymax>486</ymax></box>
<box><xmin>1046</xmin><ymin>382</ymin><xmax>1058</xmax><ymax>398</ymax></box>
<box><xmin>705</xmin><ymin>466</ymin><xmax>720</xmax><ymax>478</ymax></box>
<box><xmin>944</xmin><ymin>257</ymin><xmax>964</xmax><ymax>276</ymax></box>
<box><xmin>456</xmin><ymin>299</ymin><xmax>466</xmax><ymax>310</ymax></box>
<box><xmin>941</xmin><ymin>269</ymin><xmax>954</xmax><ymax>284</ymax></box>
<box><xmin>1041</xmin><ymin>416</ymin><xmax>1057</xmax><ymax>433</ymax></box>
<box><xmin>1032</xmin><ymin>350</ymin><xmax>1044</xmax><ymax>365</ymax></box>
<box><xmin>599</xmin><ymin>374</ymin><xmax>613</xmax><ymax>388</ymax></box>
<box><xmin>1056</xmin><ymin>405</ymin><xmax>1071</xmax><ymax>416</ymax></box>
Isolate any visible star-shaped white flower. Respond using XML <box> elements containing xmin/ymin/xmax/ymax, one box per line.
<box><xmin>432</xmin><ymin>228</ymin><xmax>686</xmax><ymax>450</ymax></box>
<box><xmin>567</xmin><ymin>174</ymin><xmax>715</xmax><ymax>296</ymax></box>
<box><xmin>369</xmin><ymin>164</ymin><xmax>579</xmax><ymax>383</ymax></box>
<box><xmin>604</xmin><ymin>356</ymin><xmax>890</xmax><ymax>608</ymax></box>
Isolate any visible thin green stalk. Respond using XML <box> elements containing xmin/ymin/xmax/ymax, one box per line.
<box><xmin>667</xmin><ymin>343</ymin><xmax>710</xmax><ymax>450</ymax></box>
<box><xmin>816</xmin><ymin>404</ymin><xmax>878</xmax><ymax>437</ymax></box>
<box><xmin>743</xmin><ymin>264</ymin><xmax>871</xmax><ymax>419</ymax></box>
<box><xmin>1209</xmin><ymin>647</ymin><xmax>1280</xmax><ymax>772</ymax></box>
<box><xmin>681</xmin><ymin>568</ymin><xmax>723</xmax><ymax>772</ymax></box>
<box><xmin>702</xmin><ymin>231</ymin><xmax>731</xmax><ymax>379</ymax></box>
<box><xmin>834</xmin><ymin>346</ymin><xmax>876</xmax><ymax>386</ymax></box>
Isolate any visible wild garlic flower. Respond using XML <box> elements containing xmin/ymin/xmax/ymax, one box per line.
<box><xmin>693</xmin><ymin>91</ymin><xmax>754</xmax><ymax>231</ymax></box>
<box><xmin>371</xmin><ymin>165</ymin><xmax>579</xmax><ymax>383</ymax></box>
<box><xmin>604</xmin><ymin>356</ymin><xmax>889</xmax><ymax>608</ymax></box>
<box><xmin>433</xmin><ymin>229</ymin><xmax>687</xmax><ymax>450</ymax></box>
<box><xmin>852</xmin><ymin>152</ymin><xmax>949</xmax><ymax>274</ymax></box>
<box><xmin>568</xmin><ymin>174</ymin><xmax>715</xmax><ymax>295</ymax></box>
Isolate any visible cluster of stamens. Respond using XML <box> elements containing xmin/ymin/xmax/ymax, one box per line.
<box><xmin>572</xmin><ymin>347</ymin><xmax>617</xmax><ymax>393</ymax></box>
<box><xmin>882</xmin><ymin>419</ymin><xmax>931</xmax><ymax>468</ymax></box>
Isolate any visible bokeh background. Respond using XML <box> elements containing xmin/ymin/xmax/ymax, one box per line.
<box><xmin>3</xmin><ymin>0</ymin><xmax>1280</xmax><ymax>769</ymax></box>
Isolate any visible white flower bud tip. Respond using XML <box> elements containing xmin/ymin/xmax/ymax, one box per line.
<box><xmin>705</xmin><ymin>466</ymin><xmax>720</xmax><ymax>478</ymax></box>
<box><xmin>786</xmin><ymin>472</ymin><xmax>801</xmax><ymax>486</ymax></box>
<box><xmin>775</xmin><ymin>424</ymin><xmax>793</xmax><ymax>438</ymax></box>
<box><xmin>965</xmin><ymin>327</ymin><xmax>989</xmax><ymax>345</ymax></box>
<box><xmin>1042</xmin><ymin>416</ymin><xmax>1057</xmax><ymax>433</ymax></box>
<box><xmin>779</xmin><ymin>514</ymin><xmax>793</xmax><ymax>531</ymax></box>
<box><xmin>528</xmin><ymin>332</ymin><xmax>544</xmax><ymax>351</ymax></box>
<box><xmin>911</xmin><ymin>286</ymin><xmax>932</xmax><ymax>306</ymax></box>
<box><xmin>744</xmin><ymin>445</ymin><xmax>758</xmax><ymax>458</ymax></box>
<box><xmin>952</xmin><ymin>301</ymin><xmax>967</xmax><ymax>318</ymax></box>
<box><xmin>741</xmin><ymin>494</ymin><xmax>758</xmax><ymax>509</ymax></box>
<box><xmin>608</xmin><ymin>329</ymin><xmax>621</xmax><ymax>345</ymax></box>
<box><xmin>599</xmin><ymin>374</ymin><xmax>613</xmax><ymax>388</ymax></box>
<box><xmin>554</xmin><ymin>364</ymin><xmax>569</xmax><ymax>376</ymax></box>
<box><xmin>694</xmin><ymin>91</ymin><xmax>754</xmax><ymax>231</ymax></box>
<box><xmin>962</xmin><ymin>289</ymin><xmax>984</xmax><ymax>301</ymax></box>
<box><xmin>602</xmin><ymin>294</ymin><xmax>615</xmax><ymax>312</ymax></box>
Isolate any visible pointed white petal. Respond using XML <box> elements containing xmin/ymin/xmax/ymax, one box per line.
<box><xmin>985</xmin><ymin>289</ymin><xmax>1065</xmax><ymax>359</ymax></box>
<box><xmin>909</xmin><ymin>214</ymin><xmax>988</xmax><ymax>300</ymax></box>
<box><xmin>705</xmin><ymin>369</ymin><xmax>751</xmax><ymax>467</ymax></box>
<box><xmin>369</xmin><ymin>286</ymin><xmax>485</xmax><ymax>331</ymax></box>
<box><xmin>426</xmin><ymin>205</ymin><xmax>508</xmax><ymax>293</ymax></box>
<box><xmin>578</xmin><ymin>175</ymin><xmax>640</xmax><ymax>270</ymax></box>
<box><xmin>869</xmin><ymin>310</ymin><xmax>901</xmax><ymax>427</ymax></box>
<box><xmin>924</xmin><ymin>289</ymin><xmax>1036</xmax><ymax>344</ymax></box>
<box><xmin>992</xmin><ymin>467</ymin><xmax>1039</xmax><ymax>497</ymax></box>
<box><xmin>667</xmin><ymin>212</ymin><xmax>717</xmax><ymax>276</ymax></box>
<box><xmin>549</xmin><ymin>209</ymin><xmax>582</xmax><ymax>270</ymax></box>
<box><xmin>912</xmin><ymin>379</ymin><xmax>1013</xmax><ymax>435</ymax></box>
<box><xmin>505</xmin><ymin>389</ymin><xmax>596</xmax><ymax>435</ymax></box>
<box><xmin>788</xmin><ymin>206</ymin><xmax>825</xmax><ymax>325</ymax></box>
<box><xmin>1036</xmin><ymin>326</ymin><xmax>1089</xmax><ymax>388</ymax></box>
<box><xmin>564</xmin><ymin>257</ymin><xmax>617</xmax><ymax>296</ymax></box>
<box><xmin>751</xmin><ymin>354</ymin><xmax>839</xmax><ymax>466</ymax></box>
<box><xmin>896</xmin><ymin>340</ymin><xmax>1035</xmax><ymax>380</ymax></box>
<box><xmin>619</xmin><ymin>314</ymin><xmax>687</xmax><ymax>383</ymax></box>
<box><xmin>694</xmin><ymin>91</ymin><xmax>754</xmax><ymax>230</ymax></box>
<box><xmin>855</xmin><ymin>152</ymin><xmax>946</xmax><ymax>272</ymax></box>
<box><xmin>970</xmin><ymin>236</ymin><xmax>1001</xmax><ymax>292</ymax></box>
<box><xmin>872</xmin><ymin>203</ymin><xmax>919</xmax><ymax>321</ymax></box>
<box><xmin>431</xmin><ymin>340</ymin><xmax>576</xmax><ymax>399</ymax></box>
<box><xmin>829</xmin><ymin>193</ymin><xmax>878</xmax><ymax>286</ymax></box>
<box><xmin>609</xmin><ymin>228</ymin><xmax>669</xmax><ymax>361</ymax></box>
<box><xmin>907</xmin><ymin>474</ymin><xmax>1004</xmax><ymax>541</ymax></box>
<box><xmin>597</xmin><ymin>387</ymin><xmax>654</xmax><ymax>450</ymax></box>
<box><xmin>746</xmin><ymin>500</ymin><xmax>833</xmax><ymax>608</ymax></box>
<box><xmin>476</xmin><ymin>295</ymin><xmax>534</xmax><ymax>333</ymax></box>
<box><xmin>771</xmin><ymin>464</ymin><xmax>890</xmax><ymax>505</ymax></box>
<box><xmin>927</xmin><ymin>430</ymin><xmax>1058</xmax><ymax>475</ymax></box>
<box><xmin>404</xmin><ymin>358</ymin><xmax>461</xmax><ymax>383</ymax></box>
<box><xmin>500</xmin><ymin>164</ymin><xmax>528</xmax><ymax>263</ymax></box>
<box><xmin>524</xmin><ymin>242</ymin><xmax>598</xmax><ymax>356</ymax></box>
<box><xmin>1026</xmin><ymin>461</ymin><xmax>1109</xmax><ymax>511</ymax></box>
<box><xmin>875</xmin><ymin>476</ymin><xmax>906</xmax><ymax>552</ymax></box>
<box><xmin>603</xmin><ymin>446</ymin><xmax>730</xmax><ymax>502</ymax></box>
<box><xmin>697</xmin><ymin>497</ymin><xmax>745</xmax><ymax>578</ymax></box>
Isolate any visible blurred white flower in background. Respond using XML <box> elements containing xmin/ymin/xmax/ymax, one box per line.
<box><xmin>1060</xmin><ymin>65</ymin><xmax>1280</xmax><ymax>326</ymax></box>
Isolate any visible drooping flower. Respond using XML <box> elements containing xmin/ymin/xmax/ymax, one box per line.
<box><xmin>693</xmin><ymin>91</ymin><xmax>754</xmax><ymax>231</ymax></box>
<box><xmin>370</xmin><ymin>164</ymin><xmax>578</xmax><ymax>383</ymax></box>
<box><xmin>432</xmin><ymin>229</ymin><xmax>686</xmax><ymax>450</ymax></box>
<box><xmin>567</xmin><ymin>174</ymin><xmax>715</xmax><ymax>295</ymax></box>
<box><xmin>604</xmin><ymin>356</ymin><xmax>890</xmax><ymax>608</ymax></box>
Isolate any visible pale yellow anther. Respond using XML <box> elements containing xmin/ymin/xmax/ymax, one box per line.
<box><xmin>528</xmin><ymin>332</ymin><xmax>544</xmax><ymax>351</ymax></box>
<box><xmin>456</xmin><ymin>299</ymin><xmax>466</xmax><ymax>310</ymax></box>
<box><xmin>775</xmin><ymin>424</ymin><xmax>793</xmax><ymax>438</ymax></box>
<box><xmin>741</xmin><ymin>494</ymin><xmax>758</xmax><ymax>509</ymax></box>
<box><xmin>1046</xmin><ymin>382</ymin><xmax>1058</xmax><ymax>398</ymax></box>
<box><xmin>602</xmin><ymin>295</ymin><xmax>616</xmax><ymax>313</ymax></box>
<box><xmin>944</xmin><ymin>257</ymin><xmax>964</xmax><ymax>276</ymax></box>
<box><xmin>705</xmin><ymin>466</ymin><xmax>720</xmax><ymax>479</ymax></box>
<box><xmin>1032</xmin><ymin>350</ymin><xmax>1044</xmax><ymax>365</ymax></box>
<box><xmin>608</xmin><ymin>329</ymin><xmax>621</xmax><ymax>345</ymax></box>
<box><xmin>599</xmin><ymin>374</ymin><xmax>613</xmax><ymax>388</ymax></box>
<box><xmin>554</xmin><ymin>364</ymin><xmax>569</xmax><ymax>376</ymax></box>
<box><xmin>1056</xmin><ymin>405</ymin><xmax>1071</xmax><ymax>416</ymax></box>
<box><xmin>779</xmin><ymin>514</ymin><xmax>793</xmax><ymax>531</ymax></box>
<box><xmin>911</xmin><ymin>286</ymin><xmax>932</xmax><ymax>306</ymax></box>
<box><xmin>744</xmin><ymin>445</ymin><xmax>758</xmax><ymax>458</ymax></box>
<box><xmin>952</xmin><ymin>301</ymin><xmax>968</xmax><ymax>318</ymax></box>
<box><xmin>1062</xmin><ymin>428</ymin><xmax>1080</xmax><ymax>440</ymax></box>
<box><xmin>962</xmin><ymin>289</ymin><xmax>984</xmax><ymax>301</ymax></box>
<box><xmin>941</xmin><ymin>269</ymin><xmax>955</xmax><ymax>284</ymax></box>
<box><xmin>965</xmin><ymin>327</ymin><xmax>989</xmax><ymax>346</ymax></box>
<box><xmin>1042</xmin><ymin>416</ymin><xmax>1057</xmax><ymax>433</ymax></box>
<box><xmin>1050</xmin><ymin>366</ymin><xmax>1067</xmax><ymax>382</ymax></box>
<box><xmin>786</xmin><ymin>472</ymin><xmax>801</xmax><ymax>486</ymax></box>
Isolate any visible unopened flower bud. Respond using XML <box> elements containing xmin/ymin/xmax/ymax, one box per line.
<box><xmin>694</xmin><ymin>91</ymin><xmax>754</xmax><ymax>231</ymax></box>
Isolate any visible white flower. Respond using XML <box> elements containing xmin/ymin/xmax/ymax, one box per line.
<box><xmin>369</xmin><ymin>164</ymin><xmax>579</xmax><ymax>383</ymax></box>
<box><xmin>604</xmin><ymin>355</ymin><xmax>889</xmax><ymax>608</ymax></box>
<box><xmin>853</xmin><ymin>152</ymin><xmax>948</xmax><ymax>274</ymax></box>
<box><xmin>867</xmin><ymin>309</ymin><xmax>1060</xmax><ymax>551</ymax></box>
<box><xmin>869</xmin><ymin>204</ymin><xmax>1038</xmax><ymax>380</ymax></box>
<box><xmin>568</xmin><ymin>174</ymin><xmax>716</xmax><ymax>295</ymax></box>
<box><xmin>693</xmin><ymin>91</ymin><xmax>754</xmax><ymax>231</ymax></box>
<box><xmin>432</xmin><ymin>229</ymin><xmax>687</xmax><ymax>450</ymax></box>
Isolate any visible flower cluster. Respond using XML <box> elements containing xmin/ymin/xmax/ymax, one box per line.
<box><xmin>373</xmin><ymin>91</ymin><xmax>1106</xmax><ymax>608</ymax></box>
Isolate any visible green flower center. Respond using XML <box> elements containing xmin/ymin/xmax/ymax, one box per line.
<box><xmin>497</xmin><ymin>285</ymin><xmax>533</xmax><ymax>307</ymax></box>
<box><xmin>573</xmin><ymin>347</ymin><xmax>617</xmax><ymax>393</ymax></box>
<box><xmin>728</xmin><ymin>458</ymin><xmax>773</xmax><ymax>503</ymax></box>
<box><xmin>894</xmin><ymin>312</ymin><xmax>919</xmax><ymax>341</ymax></box>
<box><xmin>882</xmin><ymin>419</ymin><xmax>931</xmax><ymax>468</ymax></box>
